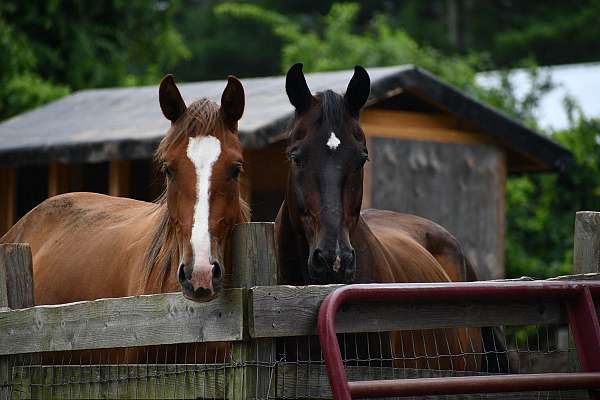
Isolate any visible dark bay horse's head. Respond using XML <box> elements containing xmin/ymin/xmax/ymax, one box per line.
<box><xmin>284</xmin><ymin>63</ymin><xmax>370</xmax><ymax>284</ymax></box>
<box><xmin>157</xmin><ymin>75</ymin><xmax>248</xmax><ymax>302</ymax></box>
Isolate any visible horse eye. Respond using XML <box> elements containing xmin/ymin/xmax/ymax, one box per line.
<box><xmin>229</xmin><ymin>163</ymin><xmax>242</xmax><ymax>180</ymax></box>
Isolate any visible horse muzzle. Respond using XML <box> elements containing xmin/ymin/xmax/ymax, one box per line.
<box><xmin>307</xmin><ymin>246</ymin><xmax>356</xmax><ymax>284</ymax></box>
<box><xmin>177</xmin><ymin>260</ymin><xmax>223</xmax><ymax>302</ymax></box>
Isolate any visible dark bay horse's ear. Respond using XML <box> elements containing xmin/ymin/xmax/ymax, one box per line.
<box><xmin>344</xmin><ymin>66</ymin><xmax>370</xmax><ymax>118</ymax></box>
<box><xmin>159</xmin><ymin>74</ymin><xmax>187</xmax><ymax>123</ymax></box>
<box><xmin>220</xmin><ymin>76</ymin><xmax>245</xmax><ymax>130</ymax></box>
<box><xmin>286</xmin><ymin>63</ymin><xmax>314</xmax><ymax>113</ymax></box>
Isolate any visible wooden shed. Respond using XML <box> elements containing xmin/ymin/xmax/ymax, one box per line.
<box><xmin>0</xmin><ymin>65</ymin><xmax>571</xmax><ymax>279</ymax></box>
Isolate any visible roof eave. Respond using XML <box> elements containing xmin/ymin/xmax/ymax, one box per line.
<box><xmin>397</xmin><ymin>67</ymin><xmax>572</xmax><ymax>173</ymax></box>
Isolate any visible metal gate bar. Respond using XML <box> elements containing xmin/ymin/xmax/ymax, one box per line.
<box><xmin>317</xmin><ymin>281</ymin><xmax>600</xmax><ymax>399</ymax></box>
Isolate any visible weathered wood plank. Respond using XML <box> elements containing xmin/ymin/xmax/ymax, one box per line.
<box><xmin>229</xmin><ymin>223</ymin><xmax>277</xmax><ymax>400</ymax></box>
<box><xmin>0</xmin><ymin>251</ymin><xmax>8</xmax><ymax>399</ymax></box>
<box><xmin>11</xmin><ymin>364</ymin><xmax>226</xmax><ymax>399</ymax></box>
<box><xmin>275</xmin><ymin>364</ymin><xmax>586</xmax><ymax>399</ymax></box>
<box><xmin>573</xmin><ymin>211</ymin><xmax>600</xmax><ymax>274</ymax></box>
<box><xmin>1</xmin><ymin>244</ymin><xmax>34</xmax><ymax>400</ymax></box>
<box><xmin>0</xmin><ymin>289</ymin><xmax>244</xmax><ymax>356</ymax></box>
<box><xmin>249</xmin><ymin>285</ymin><xmax>568</xmax><ymax>338</ymax></box>
<box><xmin>231</xmin><ymin>223</ymin><xmax>278</xmax><ymax>289</ymax></box>
<box><xmin>361</xmin><ymin>109</ymin><xmax>491</xmax><ymax>145</ymax></box>
<box><xmin>0</xmin><ymin>244</ymin><xmax>34</xmax><ymax>309</ymax></box>
<box><xmin>370</xmin><ymin>138</ymin><xmax>506</xmax><ymax>279</ymax></box>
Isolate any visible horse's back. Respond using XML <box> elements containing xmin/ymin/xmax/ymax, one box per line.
<box><xmin>356</xmin><ymin>211</ymin><xmax>449</xmax><ymax>283</ymax></box>
<box><xmin>361</xmin><ymin>209</ymin><xmax>476</xmax><ymax>281</ymax></box>
<box><xmin>357</xmin><ymin>210</ymin><xmax>483</xmax><ymax>370</ymax></box>
<box><xmin>1</xmin><ymin>192</ymin><xmax>156</xmax><ymax>305</ymax></box>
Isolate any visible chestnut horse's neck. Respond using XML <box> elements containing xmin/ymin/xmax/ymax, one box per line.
<box><xmin>142</xmin><ymin>196</ymin><xmax>179</xmax><ymax>293</ymax></box>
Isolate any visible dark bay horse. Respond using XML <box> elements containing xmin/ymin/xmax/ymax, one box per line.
<box><xmin>276</xmin><ymin>63</ymin><xmax>485</xmax><ymax>371</ymax></box>
<box><xmin>1</xmin><ymin>74</ymin><xmax>249</xmax><ymax>362</ymax></box>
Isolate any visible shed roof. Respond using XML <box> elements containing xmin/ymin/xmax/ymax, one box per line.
<box><xmin>0</xmin><ymin>65</ymin><xmax>570</xmax><ymax>171</ymax></box>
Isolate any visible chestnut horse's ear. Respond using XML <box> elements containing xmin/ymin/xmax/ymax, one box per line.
<box><xmin>220</xmin><ymin>76</ymin><xmax>245</xmax><ymax>130</ymax></box>
<box><xmin>286</xmin><ymin>63</ymin><xmax>314</xmax><ymax>113</ymax></box>
<box><xmin>344</xmin><ymin>66</ymin><xmax>370</xmax><ymax>118</ymax></box>
<box><xmin>159</xmin><ymin>74</ymin><xmax>187</xmax><ymax>122</ymax></box>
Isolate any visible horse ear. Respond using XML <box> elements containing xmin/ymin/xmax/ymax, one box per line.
<box><xmin>286</xmin><ymin>63</ymin><xmax>314</xmax><ymax>113</ymax></box>
<box><xmin>159</xmin><ymin>74</ymin><xmax>187</xmax><ymax>122</ymax></box>
<box><xmin>344</xmin><ymin>66</ymin><xmax>370</xmax><ymax>118</ymax></box>
<box><xmin>220</xmin><ymin>75</ymin><xmax>245</xmax><ymax>130</ymax></box>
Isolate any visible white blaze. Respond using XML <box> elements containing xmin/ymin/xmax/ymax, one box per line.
<box><xmin>187</xmin><ymin>135</ymin><xmax>222</xmax><ymax>269</ymax></box>
<box><xmin>326</xmin><ymin>131</ymin><xmax>341</xmax><ymax>150</ymax></box>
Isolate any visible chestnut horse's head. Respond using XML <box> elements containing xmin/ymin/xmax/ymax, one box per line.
<box><xmin>284</xmin><ymin>63</ymin><xmax>370</xmax><ymax>284</ymax></box>
<box><xmin>155</xmin><ymin>74</ymin><xmax>248</xmax><ymax>302</ymax></box>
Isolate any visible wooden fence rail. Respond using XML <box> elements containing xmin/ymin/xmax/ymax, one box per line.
<box><xmin>0</xmin><ymin>290</ymin><xmax>244</xmax><ymax>356</ymax></box>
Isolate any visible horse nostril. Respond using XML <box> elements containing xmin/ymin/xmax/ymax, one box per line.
<box><xmin>178</xmin><ymin>263</ymin><xmax>187</xmax><ymax>283</ymax></box>
<box><xmin>312</xmin><ymin>248</ymin><xmax>328</xmax><ymax>272</ymax></box>
<box><xmin>212</xmin><ymin>262</ymin><xmax>222</xmax><ymax>281</ymax></box>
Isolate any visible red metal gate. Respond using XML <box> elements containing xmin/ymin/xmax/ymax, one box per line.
<box><xmin>317</xmin><ymin>281</ymin><xmax>600</xmax><ymax>399</ymax></box>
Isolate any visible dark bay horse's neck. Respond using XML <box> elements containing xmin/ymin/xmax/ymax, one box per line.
<box><xmin>275</xmin><ymin>200</ymin><xmax>310</xmax><ymax>285</ymax></box>
<box><xmin>275</xmin><ymin>201</ymin><xmax>392</xmax><ymax>285</ymax></box>
<box><xmin>350</xmin><ymin>214</ymin><xmax>395</xmax><ymax>283</ymax></box>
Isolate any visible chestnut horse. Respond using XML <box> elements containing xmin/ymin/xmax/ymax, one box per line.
<box><xmin>276</xmin><ymin>64</ymin><xmax>499</xmax><ymax>371</ymax></box>
<box><xmin>1</xmin><ymin>75</ymin><xmax>249</xmax><ymax>362</ymax></box>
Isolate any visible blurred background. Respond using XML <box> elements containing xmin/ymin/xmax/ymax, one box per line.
<box><xmin>1</xmin><ymin>0</ymin><xmax>600</xmax><ymax>279</ymax></box>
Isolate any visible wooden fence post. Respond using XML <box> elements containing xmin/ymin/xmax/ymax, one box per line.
<box><xmin>228</xmin><ymin>223</ymin><xmax>278</xmax><ymax>400</ymax></box>
<box><xmin>573</xmin><ymin>211</ymin><xmax>600</xmax><ymax>274</ymax></box>
<box><xmin>0</xmin><ymin>244</ymin><xmax>34</xmax><ymax>400</ymax></box>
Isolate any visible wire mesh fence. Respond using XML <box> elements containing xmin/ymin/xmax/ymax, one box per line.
<box><xmin>3</xmin><ymin>323</ymin><xmax>590</xmax><ymax>399</ymax></box>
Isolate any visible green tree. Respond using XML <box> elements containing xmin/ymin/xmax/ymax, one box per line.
<box><xmin>216</xmin><ymin>2</ymin><xmax>483</xmax><ymax>89</ymax></box>
<box><xmin>171</xmin><ymin>1</ymin><xmax>282</xmax><ymax>80</ymax></box>
<box><xmin>0</xmin><ymin>16</ymin><xmax>68</xmax><ymax>119</ymax></box>
<box><xmin>0</xmin><ymin>1</ymin><xmax>190</xmax><ymax>120</ymax></box>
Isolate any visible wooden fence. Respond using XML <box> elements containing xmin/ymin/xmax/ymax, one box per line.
<box><xmin>0</xmin><ymin>213</ymin><xmax>600</xmax><ymax>399</ymax></box>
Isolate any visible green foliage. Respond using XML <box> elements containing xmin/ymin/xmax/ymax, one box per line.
<box><xmin>216</xmin><ymin>2</ymin><xmax>481</xmax><ymax>89</ymax></box>
<box><xmin>0</xmin><ymin>17</ymin><xmax>68</xmax><ymax>119</ymax></box>
<box><xmin>2</xmin><ymin>1</ymin><xmax>190</xmax><ymax>89</ymax></box>
<box><xmin>171</xmin><ymin>2</ymin><xmax>282</xmax><ymax>81</ymax></box>
<box><xmin>474</xmin><ymin>64</ymin><xmax>554</xmax><ymax>130</ymax></box>
<box><xmin>0</xmin><ymin>1</ymin><xmax>190</xmax><ymax>119</ymax></box>
<box><xmin>505</xmin><ymin>113</ymin><xmax>600</xmax><ymax>278</ymax></box>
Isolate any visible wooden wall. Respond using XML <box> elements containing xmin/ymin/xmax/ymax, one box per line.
<box><xmin>360</xmin><ymin>108</ymin><xmax>507</xmax><ymax>280</ymax></box>
<box><xmin>368</xmin><ymin>138</ymin><xmax>506</xmax><ymax>280</ymax></box>
<box><xmin>0</xmin><ymin>159</ymin><xmax>162</xmax><ymax>237</ymax></box>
